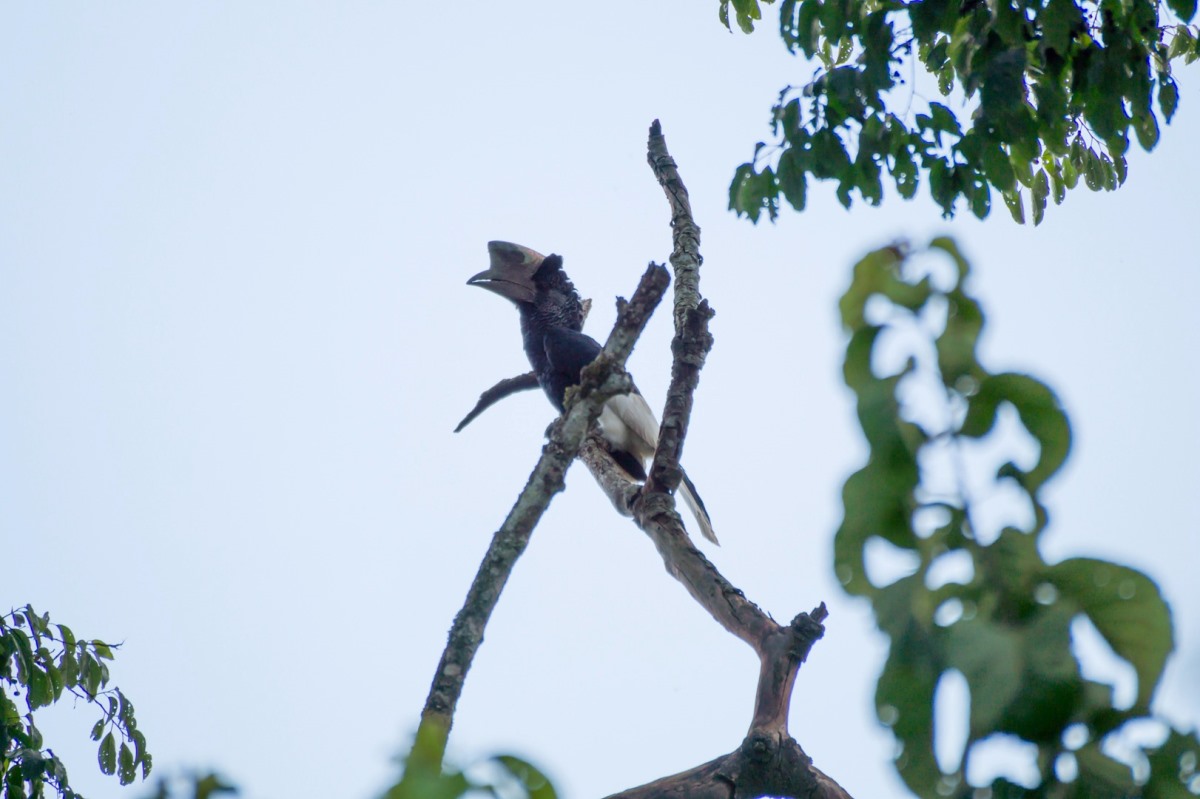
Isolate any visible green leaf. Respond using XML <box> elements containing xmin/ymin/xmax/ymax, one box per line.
<box><xmin>1041</xmin><ymin>0</ymin><xmax>1085</xmax><ymax>55</ymax></box>
<box><xmin>118</xmin><ymin>689</ymin><xmax>136</xmax><ymax>728</ymax></box>
<box><xmin>98</xmin><ymin>731</ymin><xmax>117</xmax><ymax>776</ymax></box>
<box><xmin>730</xmin><ymin>164</ymin><xmax>779</xmax><ymax>223</ymax></box>
<box><xmin>1159</xmin><ymin>78</ymin><xmax>1179</xmax><ymax>122</ymax></box>
<box><xmin>193</xmin><ymin>773</ymin><xmax>240</xmax><ymax>799</ymax></box>
<box><xmin>1084</xmin><ymin>149</ymin><xmax>1105</xmax><ymax>190</ymax></box>
<box><xmin>838</xmin><ymin>245</ymin><xmax>928</xmax><ymax>329</ymax></box>
<box><xmin>968</xmin><ymin>175</ymin><xmax>991</xmax><ymax>218</ymax></box>
<box><xmin>1002</xmin><ymin>189</ymin><xmax>1025</xmax><ymax>223</ymax></box>
<box><xmin>936</xmin><ymin>290</ymin><xmax>984</xmax><ymax>386</ymax></box>
<box><xmin>777</xmin><ymin>147</ymin><xmax>808</xmax><ymax>211</ymax></box>
<box><xmin>876</xmin><ymin>625</ymin><xmax>942</xmax><ymax>794</ymax></box>
<box><xmin>492</xmin><ymin>755</ymin><xmax>557</xmax><ymax>799</ymax></box>
<box><xmin>837</xmin><ymin>334</ymin><xmax>923</xmax><ymax>589</ymax></box>
<box><xmin>809</xmin><ymin>128</ymin><xmax>851</xmax><ymax>179</ymax></box>
<box><xmin>942</xmin><ymin>618</ymin><xmax>1024</xmax><ymax>735</ymax></box>
<box><xmin>1144</xmin><ymin>728</ymin><xmax>1200</xmax><ymax>799</ymax></box>
<box><xmin>1074</xmin><ymin>743</ymin><xmax>1138</xmax><ymax>799</ymax></box>
<box><xmin>55</xmin><ymin>623</ymin><xmax>75</xmax><ymax>650</ymax></box>
<box><xmin>26</xmin><ymin>667</ymin><xmax>51</xmax><ymax>710</ymax></box>
<box><xmin>917</xmin><ymin>102</ymin><xmax>962</xmax><ymax>145</ymax></box>
<box><xmin>1168</xmin><ymin>26</ymin><xmax>1193</xmax><ymax>59</ymax></box>
<box><xmin>1047</xmin><ymin>558</ymin><xmax>1174</xmax><ymax>710</ymax></box>
<box><xmin>9</xmin><ymin>628</ymin><xmax>35</xmax><ymax>682</ymax></box>
<box><xmin>729</xmin><ymin>163</ymin><xmax>755</xmax><ymax>217</ymax></box>
<box><xmin>1166</xmin><ymin>0</ymin><xmax>1197</xmax><ymax>23</ymax></box>
<box><xmin>1</xmin><ymin>693</ymin><xmax>20</xmax><ymax>725</ymax></box>
<box><xmin>981</xmin><ymin>141</ymin><xmax>1017</xmax><ymax>192</ymax></box>
<box><xmin>994</xmin><ymin>603</ymin><xmax>1084</xmax><ymax>741</ymax></box>
<box><xmin>118</xmin><ymin>742</ymin><xmax>136</xmax><ymax>785</ymax></box>
<box><xmin>961</xmin><ymin>372</ymin><xmax>1071</xmax><ymax>492</ymax></box>
<box><xmin>44</xmin><ymin>658</ymin><xmax>63</xmax><ymax>701</ymax></box>
<box><xmin>1046</xmin><ymin>157</ymin><xmax>1067</xmax><ymax>204</ymax></box>
<box><xmin>1135</xmin><ymin>110</ymin><xmax>1160</xmax><ymax>150</ymax></box>
<box><xmin>730</xmin><ymin>0</ymin><xmax>764</xmax><ymax>33</ymax></box>
<box><xmin>892</xmin><ymin>137</ymin><xmax>919</xmax><ymax>198</ymax></box>
<box><xmin>1032</xmin><ymin>169</ymin><xmax>1049</xmax><ymax>225</ymax></box>
<box><xmin>929</xmin><ymin>235</ymin><xmax>969</xmax><ymax>278</ymax></box>
<box><xmin>19</xmin><ymin>607</ymin><xmax>45</xmax><ymax>644</ymax></box>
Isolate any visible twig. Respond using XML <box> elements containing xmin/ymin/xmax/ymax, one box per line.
<box><xmin>453</xmin><ymin>372</ymin><xmax>540</xmax><ymax>432</ymax></box>
<box><xmin>454</xmin><ymin>300</ymin><xmax>593</xmax><ymax>432</ymax></box>
<box><xmin>406</xmin><ymin>264</ymin><xmax>671</xmax><ymax>779</ymax></box>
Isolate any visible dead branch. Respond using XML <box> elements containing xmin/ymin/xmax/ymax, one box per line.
<box><xmin>426</xmin><ymin>121</ymin><xmax>854</xmax><ymax>799</ymax></box>
<box><xmin>407</xmin><ymin>265</ymin><xmax>670</xmax><ymax>779</ymax></box>
<box><xmin>644</xmin><ymin>119</ymin><xmax>712</xmax><ymax>499</ymax></box>
<box><xmin>454</xmin><ymin>300</ymin><xmax>592</xmax><ymax>432</ymax></box>
<box><xmin>453</xmin><ymin>372</ymin><xmax>540</xmax><ymax>432</ymax></box>
<box><xmin>594</xmin><ymin>122</ymin><xmax>854</xmax><ymax>799</ymax></box>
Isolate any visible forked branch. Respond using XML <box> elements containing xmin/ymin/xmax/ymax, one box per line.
<box><xmin>404</xmin><ymin>265</ymin><xmax>670</xmax><ymax>783</ymax></box>
<box><xmin>593</xmin><ymin>121</ymin><xmax>853</xmax><ymax>799</ymax></box>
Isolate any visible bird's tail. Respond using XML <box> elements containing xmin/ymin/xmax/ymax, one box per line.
<box><xmin>679</xmin><ymin>470</ymin><xmax>719</xmax><ymax>545</ymax></box>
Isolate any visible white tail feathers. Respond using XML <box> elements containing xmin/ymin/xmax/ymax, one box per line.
<box><xmin>679</xmin><ymin>472</ymin><xmax>719</xmax><ymax>545</ymax></box>
<box><xmin>598</xmin><ymin>391</ymin><xmax>718</xmax><ymax>546</ymax></box>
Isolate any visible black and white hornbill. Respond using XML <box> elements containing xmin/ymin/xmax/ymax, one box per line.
<box><xmin>467</xmin><ymin>241</ymin><xmax>718</xmax><ymax>545</ymax></box>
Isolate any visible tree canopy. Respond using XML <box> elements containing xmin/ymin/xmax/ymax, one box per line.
<box><xmin>722</xmin><ymin>0</ymin><xmax>1198</xmax><ymax>222</ymax></box>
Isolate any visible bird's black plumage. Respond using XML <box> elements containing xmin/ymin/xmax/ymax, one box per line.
<box><xmin>517</xmin><ymin>256</ymin><xmax>598</xmax><ymax>411</ymax></box>
<box><xmin>467</xmin><ymin>243</ymin><xmax>718</xmax><ymax>544</ymax></box>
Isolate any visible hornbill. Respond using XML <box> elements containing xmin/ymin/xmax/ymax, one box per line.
<box><xmin>467</xmin><ymin>241</ymin><xmax>718</xmax><ymax>545</ymax></box>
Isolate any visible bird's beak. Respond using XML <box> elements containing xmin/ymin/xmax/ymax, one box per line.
<box><xmin>467</xmin><ymin>241</ymin><xmax>545</xmax><ymax>304</ymax></box>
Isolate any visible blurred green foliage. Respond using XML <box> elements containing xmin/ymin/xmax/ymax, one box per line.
<box><xmin>720</xmin><ymin>0</ymin><xmax>1198</xmax><ymax>223</ymax></box>
<box><xmin>835</xmin><ymin>238</ymin><xmax>1199</xmax><ymax>797</ymax></box>
<box><xmin>384</xmin><ymin>721</ymin><xmax>557</xmax><ymax>799</ymax></box>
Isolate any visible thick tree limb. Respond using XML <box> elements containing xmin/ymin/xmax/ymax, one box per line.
<box><xmin>604</xmin><ymin>732</ymin><xmax>853</xmax><ymax>799</ymax></box>
<box><xmin>407</xmin><ymin>265</ymin><xmax>670</xmax><ymax>780</ymax></box>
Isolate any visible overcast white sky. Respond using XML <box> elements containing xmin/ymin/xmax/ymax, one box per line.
<box><xmin>2</xmin><ymin>4</ymin><xmax>1198</xmax><ymax>799</ymax></box>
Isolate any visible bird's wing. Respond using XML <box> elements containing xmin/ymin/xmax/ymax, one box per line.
<box><xmin>543</xmin><ymin>327</ymin><xmax>658</xmax><ymax>457</ymax></box>
<box><xmin>541</xmin><ymin>326</ymin><xmax>717</xmax><ymax>543</ymax></box>
<box><xmin>602</xmin><ymin>391</ymin><xmax>659</xmax><ymax>463</ymax></box>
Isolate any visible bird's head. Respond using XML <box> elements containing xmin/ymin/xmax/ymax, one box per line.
<box><xmin>467</xmin><ymin>241</ymin><xmax>546</xmax><ymax>304</ymax></box>
<box><xmin>469</xmin><ymin>242</ymin><xmax>586</xmax><ymax>331</ymax></box>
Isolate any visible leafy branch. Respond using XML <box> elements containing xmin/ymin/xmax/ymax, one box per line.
<box><xmin>2</xmin><ymin>605</ymin><xmax>151</xmax><ymax>799</ymax></box>
<box><xmin>721</xmin><ymin>0</ymin><xmax>1198</xmax><ymax>223</ymax></box>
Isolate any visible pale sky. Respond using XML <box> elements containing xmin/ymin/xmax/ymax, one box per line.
<box><xmin>2</xmin><ymin>4</ymin><xmax>1198</xmax><ymax>799</ymax></box>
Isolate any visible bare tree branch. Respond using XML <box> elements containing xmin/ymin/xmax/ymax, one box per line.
<box><xmin>407</xmin><ymin>265</ymin><xmax>670</xmax><ymax>778</ymax></box>
<box><xmin>643</xmin><ymin>119</ymin><xmax>716</xmax><ymax>504</ymax></box>
<box><xmin>578</xmin><ymin>434</ymin><xmax>640</xmax><ymax>516</ymax></box>
<box><xmin>595</xmin><ymin>121</ymin><xmax>855</xmax><ymax>799</ymax></box>
<box><xmin>647</xmin><ymin>119</ymin><xmax>702</xmax><ymax>331</ymax></box>
<box><xmin>454</xmin><ymin>299</ymin><xmax>592</xmax><ymax>433</ymax></box>
<box><xmin>452</xmin><ymin>372</ymin><xmax>540</xmax><ymax>432</ymax></box>
<box><xmin>419</xmin><ymin>121</ymin><xmax>855</xmax><ymax>799</ymax></box>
